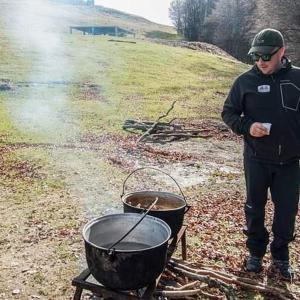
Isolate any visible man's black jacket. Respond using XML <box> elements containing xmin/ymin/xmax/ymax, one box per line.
<box><xmin>222</xmin><ymin>58</ymin><xmax>300</xmax><ymax>164</ymax></box>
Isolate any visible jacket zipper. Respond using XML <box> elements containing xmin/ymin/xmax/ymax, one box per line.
<box><xmin>270</xmin><ymin>75</ymin><xmax>282</xmax><ymax>159</ymax></box>
<box><xmin>272</xmin><ymin>75</ymin><xmax>284</xmax><ymax>162</ymax></box>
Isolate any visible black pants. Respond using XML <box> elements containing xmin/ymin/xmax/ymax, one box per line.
<box><xmin>244</xmin><ymin>158</ymin><xmax>299</xmax><ymax>260</ymax></box>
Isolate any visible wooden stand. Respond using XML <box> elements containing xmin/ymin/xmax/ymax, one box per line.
<box><xmin>72</xmin><ymin>225</ymin><xmax>187</xmax><ymax>300</ymax></box>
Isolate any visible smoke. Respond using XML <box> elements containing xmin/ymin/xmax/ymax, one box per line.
<box><xmin>3</xmin><ymin>1</ymin><xmax>121</xmax><ymax>217</ymax></box>
<box><xmin>5</xmin><ymin>0</ymin><xmax>75</xmax><ymax>141</ymax></box>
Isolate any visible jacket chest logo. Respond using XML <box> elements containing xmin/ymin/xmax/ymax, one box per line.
<box><xmin>258</xmin><ymin>85</ymin><xmax>270</xmax><ymax>93</ymax></box>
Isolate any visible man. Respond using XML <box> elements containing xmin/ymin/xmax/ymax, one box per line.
<box><xmin>222</xmin><ymin>28</ymin><xmax>300</xmax><ymax>280</ymax></box>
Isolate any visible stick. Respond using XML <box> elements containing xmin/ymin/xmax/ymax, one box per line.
<box><xmin>150</xmin><ymin>133</ymin><xmax>212</xmax><ymax>139</ymax></box>
<box><xmin>170</xmin><ymin>282</ymin><xmax>223</xmax><ymax>300</ymax></box>
<box><xmin>169</xmin><ymin>265</ymin><xmax>236</xmax><ymax>300</ymax></box>
<box><xmin>154</xmin><ymin>288</ymin><xmax>222</xmax><ymax>299</ymax></box>
<box><xmin>169</xmin><ymin>260</ymin><xmax>296</xmax><ymax>300</ymax></box>
<box><xmin>162</xmin><ymin>281</ymin><xmax>201</xmax><ymax>291</ymax></box>
<box><xmin>138</xmin><ymin>100</ymin><xmax>177</xmax><ymax>142</ymax></box>
<box><xmin>170</xmin><ymin>259</ymin><xmax>293</xmax><ymax>295</ymax></box>
<box><xmin>123</xmin><ymin>120</ymin><xmax>177</xmax><ymax>132</ymax></box>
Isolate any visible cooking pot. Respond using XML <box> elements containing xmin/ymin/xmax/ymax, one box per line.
<box><xmin>122</xmin><ymin>167</ymin><xmax>190</xmax><ymax>238</ymax></box>
<box><xmin>82</xmin><ymin>213</ymin><xmax>171</xmax><ymax>290</ymax></box>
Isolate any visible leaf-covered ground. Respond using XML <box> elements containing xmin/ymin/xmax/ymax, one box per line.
<box><xmin>1</xmin><ymin>117</ymin><xmax>299</xmax><ymax>299</ymax></box>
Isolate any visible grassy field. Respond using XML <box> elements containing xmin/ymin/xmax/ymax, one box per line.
<box><xmin>0</xmin><ymin>28</ymin><xmax>246</xmax><ymax>300</ymax></box>
<box><xmin>2</xmin><ymin>1</ymin><xmax>299</xmax><ymax>300</ymax></box>
<box><xmin>0</xmin><ymin>33</ymin><xmax>246</xmax><ymax>139</ymax></box>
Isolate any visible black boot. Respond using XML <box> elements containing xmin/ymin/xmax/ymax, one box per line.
<box><xmin>272</xmin><ymin>259</ymin><xmax>295</xmax><ymax>280</ymax></box>
<box><xmin>245</xmin><ymin>256</ymin><xmax>263</xmax><ymax>273</ymax></box>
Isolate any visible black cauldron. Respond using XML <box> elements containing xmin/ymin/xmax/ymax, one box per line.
<box><xmin>123</xmin><ymin>190</ymin><xmax>188</xmax><ymax>238</ymax></box>
<box><xmin>121</xmin><ymin>168</ymin><xmax>190</xmax><ymax>238</ymax></box>
<box><xmin>82</xmin><ymin>213</ymin><xmax>171</xmax><ymax>290</ymax></box>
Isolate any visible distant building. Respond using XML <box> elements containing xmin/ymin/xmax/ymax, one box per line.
<box><xmin>53</xmin><ymin>0</ymin><xmax>94</xmax><ymax>6</ymax></box>
<box><xmin>70</xmin><ymin>26</ymin><xmax>135</xmax><ymax>38</ymax></box>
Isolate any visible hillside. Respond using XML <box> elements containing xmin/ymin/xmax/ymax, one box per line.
<box><xmin>1</xmin><ymin>1</ymin><xmax>299</xmax><ymax>300</ymax></box>
<box><xmin>0</xmin><ymin>0</ymin><xmax>175</xmax><ymax>37</ymax></box>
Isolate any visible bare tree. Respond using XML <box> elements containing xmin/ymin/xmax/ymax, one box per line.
<box><xmin>183</xmin><ymin>0</ymin><xmax>203</xmax><ymax>40</ymax></box>
<box><xmin>252</xmin><ymin>0</ymin><xmax>300</xmax><ymax>65</ymax></box>
<box><xmin>169</xmin><ymin>0</ymin><xmax>184</xmax><ymax>34</ymax></box>
<box><xmin>171</xmin><ymin>0</ymin><xmax>300</xmax><ymax>64</ymax></box>
<box><xmin>205</xmin><ymin>0</ymin><xmax>217</xmax><ymax>18</ymax></box>
<box><xmin>208</xmin><ymin>0</ymin><xmax>256</xmax><ymax>60</ymax></box>
<box><xmin>169</xmin><ymin>0</ymin><xmax>217</xmax><ymax>41</ymax></box>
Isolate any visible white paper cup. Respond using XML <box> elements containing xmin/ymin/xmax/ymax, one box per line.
<box><xmin>262</xmin><ymin>123</ymin><xmax>272</xmax><ymax>134</ymax></box>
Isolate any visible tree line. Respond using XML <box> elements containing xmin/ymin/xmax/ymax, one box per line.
<box><xmin>169</xmin><ymin>0</ymin><xmax>300</xmax><ymax>64</ymax></box>
<box><xmin>169</xmin><ymin>0</ymin><xmax>217</xmax><ymax>41</ymax></box>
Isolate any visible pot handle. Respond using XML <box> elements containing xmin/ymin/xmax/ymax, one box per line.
<box><xmin>121</xmin><ymin>167</ymin><xmax>187</xmax><ymax>206</ymax></box>
<box><xmin>107</xmin><ymin>197</ymin><xmax>159</xmax><ymax>254</ymax></box>
<box><xmin>184</xmin><ymin>205</ymin><xmax>191</xmax><ymax>214</ymax></box>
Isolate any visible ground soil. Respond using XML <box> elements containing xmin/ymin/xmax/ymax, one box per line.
<box><xmin>1</xmin><ymin>118</ymin><xmax>299</xmax><ymax>299</ymax></box>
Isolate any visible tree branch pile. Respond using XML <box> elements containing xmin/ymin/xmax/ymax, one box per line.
<box><xmin>154</xmin><ymin>258</ymin><xmax>298</xmax><ymax>299</ymax></box>
<box><xmin>123</xmin><ymin>101</ymin><xmax>214</xmax><ymax>143</ymax></box>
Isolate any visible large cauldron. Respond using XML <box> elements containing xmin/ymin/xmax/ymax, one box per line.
<box><xmin>122</xmin><ymin>168</ymin><xmax>190</xmax><ymax>238</ymax></box>
<box><xmin>83</xmin><ymin>213</ymin><xmax>171</xmax><ymax>290</ymax></box>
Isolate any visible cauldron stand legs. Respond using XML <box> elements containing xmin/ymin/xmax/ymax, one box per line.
<box><xmin>72</xmin><ymin>269</ymin><xmax>141</xmax><ymax>300</ymax></box>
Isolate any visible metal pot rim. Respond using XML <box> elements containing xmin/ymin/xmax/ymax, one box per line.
<box><xmin>82</xmin><ymin>213</ymin><xmax>171</xmax><ymax>252</ymax></box>
<box><xmin>122</xmin><ymin>190</ymin><xmax>187</xmax><ymax>211</ymax></box>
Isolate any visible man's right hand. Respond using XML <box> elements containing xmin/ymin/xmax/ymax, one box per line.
<box><xmin>250</xmin><ymin>122</ymin><xmax>269</xmax><ymax>137</ymax></box>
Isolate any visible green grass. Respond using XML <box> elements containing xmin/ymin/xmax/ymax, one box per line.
<box><xmin>0</xmin><ymin>3</ymin><xmax>248</xmax><ymax>141</ymax></box>
<box><xmin>145</xmin><ymin>30</ymin><xmax>183</xmax><ymax>40</ymax></box>
<box><xmin>93</xmin><ymin>38</ymin><xmax>246</xmax><ymax>128</ymax></box>
<box><xmin>61</xmin><ymin>36</ymin><xmax>247</xmax><ymax>136</ymax></box>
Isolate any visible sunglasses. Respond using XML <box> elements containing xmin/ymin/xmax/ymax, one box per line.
<box><xmin>250</xmin><ymin>48</ymin><xmax>280</xmax><ymax>62</ymax></box>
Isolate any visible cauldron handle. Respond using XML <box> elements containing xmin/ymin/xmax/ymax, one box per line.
<box><xmin>121</xmin><ymin>167</ymin><xmax>187</xmax><ymax>206</ymax></box>
<box><xmin>107</xmin><ymin>197</ymin><xmax>159</xmax><ymax>254</ymax></box>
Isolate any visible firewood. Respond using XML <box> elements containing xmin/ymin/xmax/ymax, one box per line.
<box><xmin>154</xmin><ymin>288</ymin><xmax>223</xmax><ymax>299</ymax></box>
<box><xmin>168</xmin><ymin>260</ymin><xmax>298</xmax><ymax>300</ymax></box>
<box><xmin>122</xmin><ymin>101</ymin><xmax>233</xmax><ymax>142</ymax></box>
<box><xmin>138</xmin><ymin>100</ymin><xmax>177</xmax><ymax>142</ymax></box>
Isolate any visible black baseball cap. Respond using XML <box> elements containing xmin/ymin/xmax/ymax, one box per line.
<box><xmin>248</xmin><ymin>28</ymin><xmax>284</xmax><ymax>55</ymax></box>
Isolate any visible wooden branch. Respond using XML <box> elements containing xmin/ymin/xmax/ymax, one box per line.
<box><xmin>123</xmin><ymin>121</ymin><xmax>151</xmax><ymax>132</ymax></box>
<box><xmin>107</xmin><ymin>39</ymin><xmax>137</xmax><ymax>44</ymax></box>
<box><xmin>157</xmin><ymin>259</ymin><xmax>297</xmax><ymax>300</ymax></box>
<box><xmin>199</xmin><ymin>290</ymin><xmax>223</xmax><ymax>300</ymax></box>
<box><xmin>168</xmin><ymin>117</ymin><xmax>177</xmax><ymax>124</ymax></box>
<box><xmin>150</xmin><ymin>133</ymin><xmax>212</xmax><ymax>139</ymax></box>
<box><xmin>170</xmin><ymin>259</ymin><xmax>291</xmax><ymax>295</ymax></box>
<box><xmin>156</xmin><ymin>100</ymin><xmax>177</xmax><ymax>122</ymax></box>
<box><xmin>138</xmin><ymin>100</ymin><xmax>177</xmax><ymax>142</ymax></box>
<box><xmin>163</xmin><ymin>281</ymin><xmax>201</xmax><ymax>291</ymax></box>
<box><xmin>165</xmin><ymin>281</ymin><xmax>222</xmax><ymax>300</ymax></box>
<box><xmin>169</xmin><ymin>264</ymin><xmax>236</xmax><ymax>300</ymax></box>
<box><xmin>169</xmin><ymin>260</ymin><xmax>297</xmax><ymax>300</ymax></box>
<box><xmin>155</xmin><ymin>288</ymin><xmax>203</xmax><ymax>298</ymax></box>
<box><xmin>177</xmin><ymin>281</ymin><xmax>201</xmax><ymax>291</ymax></box>
<box><xmin>154</xmin><ymin>288</ymin><xmax>222</xmax><ymax>299</ymax></box>
<box><xmin>123</xmin><ymin>110</ymin><xmax>218</xmax><ymax>142</ymax></box>
<box><xmin>123</xmin><ymin>120</ymin><xmax>180</xmax><ymax>132</ymax></box>
<box><xmin>149</xmin><ymin>129</ymin><xmax>210</xmax><ymax>134</ymax></box>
